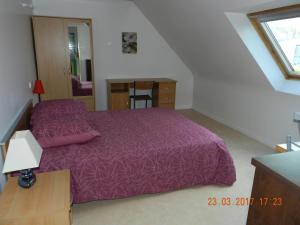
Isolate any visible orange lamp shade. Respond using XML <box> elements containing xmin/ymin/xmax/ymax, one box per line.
<box><xmin>33</xmin><ymin>80</ymin><xmax>45</xmax><ymax>94</ymax></box>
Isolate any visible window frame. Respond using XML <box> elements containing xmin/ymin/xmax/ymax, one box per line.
<box><xmin>248</xmin><ymin>4</ymin><xmax>300</xmax><ymax>80</ymax></box>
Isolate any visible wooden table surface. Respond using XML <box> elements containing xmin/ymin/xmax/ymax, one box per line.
<box><xmin>0</xmin><ymin>170</ymin><xmax>71</xmax><ymax>225</ymax></box>
<box><xmin>106</xmin><ymin>78</ymin><xmax>177</xmax><ymax>84</ymax></box>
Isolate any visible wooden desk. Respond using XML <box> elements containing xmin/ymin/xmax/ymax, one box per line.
<box><xmin>246</xmin><ymin>152</ymin><xmax>300</xmax><ymax>225</ymax></box>
<box><xmin>106</xmin><ymin>78</ymin><xmax>177</xmax><ymax>110</ymax></box>
<box><xmin>275</xmin><ymin>142</ymin><xmax>300</xmax><ymax>153</ymax></box>
<box><xmin>0</xmin><ymin>170</ymin><xmax>71</xmax><ymax>225</ymax></box>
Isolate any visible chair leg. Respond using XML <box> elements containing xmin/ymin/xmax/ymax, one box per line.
<box><xmin>146</xmin><ymin>100</ymin><xmax>148</xmax><ymax>108</ymax></box>
<box><xmin>134</xmin><ymin>99</ymin><xmax>136</xmax><ymax>109</ymax></box>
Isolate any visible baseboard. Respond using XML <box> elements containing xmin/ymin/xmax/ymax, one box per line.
<box><xmin>175</xmin><ymin>105</ymin><xmax>193</xmax><ymax>110</ymax></box>
<box><xmin>193</xmin><ymin>106</ymin><xmax>274</xmax><ymax>148</ymax></box>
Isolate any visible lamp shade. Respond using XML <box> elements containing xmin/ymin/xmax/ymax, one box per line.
<box><xmin>33</xmin><ymin>80</ymin><xmax>45</xmax><ymax>94</ymax></box>
<box><xmin>2</xmin><ymin>130</ymin><xmax>43</xmax><ymax>173</ymax></box>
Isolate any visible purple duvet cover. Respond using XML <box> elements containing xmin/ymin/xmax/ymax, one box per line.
<box><xmin>39</xmin><ymin>109</ymin><xmax>236</xmax><ymax>203</ymax></box>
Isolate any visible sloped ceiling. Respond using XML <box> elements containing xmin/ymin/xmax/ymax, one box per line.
<box><xmin>133</xmin><ymin>0</ymin><xmax>297</xmax><ymax>86</ymax></box>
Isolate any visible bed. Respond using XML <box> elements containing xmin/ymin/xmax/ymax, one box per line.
<box><xmin>20</xmin><ymin>100</ymin><xmax>236</xmax><ymax>203</ymax></box>
<box><xmin>72</xmin><ymin>76</ymin><xmax>93</xmax><ymax>96</ymax></box>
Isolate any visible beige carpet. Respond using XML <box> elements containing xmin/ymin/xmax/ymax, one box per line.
<box><xmin>72</xmin><ymin>109</ymin><xmax>273</xmax><ymax>225</ymax></box>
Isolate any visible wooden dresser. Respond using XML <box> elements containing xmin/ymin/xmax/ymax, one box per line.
<box><xmin>0</xmin><ymin>170</ymin><xmax>72</xmax><ymax>225</ymax></box>
<box><xmin>247</xmin><ymin>152</ymin><xmax>300</xmax><ymax>225</ymax></box>
<box><xmin>106</xmin><ymin>78</ymin><xmax>177</xmax><ymax>110</ymax></box>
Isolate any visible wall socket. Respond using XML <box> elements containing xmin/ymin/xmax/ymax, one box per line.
<box><xmin>28</xmin><ymin>81</ymin><xmax>32</xmax><ymax>89</ymax></box>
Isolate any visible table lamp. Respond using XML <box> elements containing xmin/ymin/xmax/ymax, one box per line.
<box><xmin>33</xmin><ymin>80</ymin><xmax>45</xmax><ymax>94</ymax></box>
<box><xmin>33</xmin><ymin>80</ymin><xmax>45</xmax><ymax>102</ymax></box>
<box><xmin>2</xmin><ymin>130</ymin><xmax>43</xmax><ymax>188</ymax></box>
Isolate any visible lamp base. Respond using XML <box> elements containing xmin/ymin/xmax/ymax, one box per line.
<box><xmin>18</xmin><ymin>169</ymin><xmax>36</xmax><ymax>188</ymax></box>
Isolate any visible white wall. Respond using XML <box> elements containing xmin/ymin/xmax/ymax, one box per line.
<box><xmin>194</xmin><ymin>76</ymin><xmax>300</xmax><ymax>147</ymax></box>
<box><xmin>33</xmin><ymin>0</ymin><xmax>194</xmax><ymax>110</ymax></box>
<box><xmin>0</xmin><ymin>0</ymin><xmax>36</xmax><ymax>190</ymax></box>
<box><xmin>193</xmin><ymin>1</ymin><xmax>300</xmax><ymax>147</ymax></box>
<box><xmin>134</xmin><ymin>0</ymin><xmax>300</xmax><ymax>147</ymax></box>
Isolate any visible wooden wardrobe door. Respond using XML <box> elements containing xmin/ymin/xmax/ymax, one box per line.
<box><xmin>32</xmin><ymin>17</ymin><xmax>71</xmax><ymax>101</ymax></box>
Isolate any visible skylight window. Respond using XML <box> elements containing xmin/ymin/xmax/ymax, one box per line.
<box><xmin>249</xmin><ymin>5</ymin><xmax>300</xmax><ymax>79</ymax></box>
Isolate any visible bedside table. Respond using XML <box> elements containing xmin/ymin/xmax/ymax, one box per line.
<box><xmin>0</xmin><ymin>170</ymin><xmax>71</xmax><ymax>225</ymax></box>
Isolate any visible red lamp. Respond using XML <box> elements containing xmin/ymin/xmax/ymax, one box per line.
<box><xmin>33</xmin><ymin>80</ymin><xmax>45</xmax><ymax>94</ymax></box>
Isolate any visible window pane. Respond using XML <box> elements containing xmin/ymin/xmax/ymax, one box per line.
<box><xmin>266</xmin><ymin>17</ymin><xmax>300</xmax><ymax>74</ymax></box>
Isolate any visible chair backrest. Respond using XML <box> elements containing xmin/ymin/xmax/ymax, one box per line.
<box><xmin>132</xmin><ymin>81</ymin><xmax>154</xmax><ymax>109</ymax></box>
<box><xmin>133</xmin><ymin>81</ymin><xmax>154</xmax><ymax>90</ymax></box>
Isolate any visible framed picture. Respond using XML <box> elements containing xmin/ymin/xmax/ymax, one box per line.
<box><xmin>122</xmin><ymin>32</ymin><xmax>137</xmax><ymax>54</ymax></box>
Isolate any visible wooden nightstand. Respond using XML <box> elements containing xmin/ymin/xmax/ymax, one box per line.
<box><xmin>0</xmin><ymin>170</ymin><xmax>71</xmax><ymax>225</ymax></box>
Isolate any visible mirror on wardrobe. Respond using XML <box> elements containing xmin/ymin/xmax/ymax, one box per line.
<box><xmin>67</xmin><ymin>22</ymin><xmax>93</xmax><ymax>97</ymax></box>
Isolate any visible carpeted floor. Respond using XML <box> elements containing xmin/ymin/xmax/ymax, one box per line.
<box><xmin>72</xmin><ymin>109</ymin><xmax>273</xmax><ymax>225</ymax></box>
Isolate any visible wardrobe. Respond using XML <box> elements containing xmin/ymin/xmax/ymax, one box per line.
<box><xmin>32</xmin><ymin>16</ymin><xmax>95</xmax><ymax>111</ymax></box>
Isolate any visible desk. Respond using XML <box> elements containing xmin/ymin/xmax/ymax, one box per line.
<box><xmin>106</xmin><ymin>78</ymin><xmax>177</xmax><ymax>110</ymax></box>
<box><xmin>246</xmin><ymin>152</ymin><xmax>300</xmax><ymax>225</ymax></box>
<box><xmin>275</xmin><ymin>142</ymin><xmax>300</xmax><ymax>153</ymax></box>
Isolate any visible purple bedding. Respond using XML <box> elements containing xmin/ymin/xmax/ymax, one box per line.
<box><xmin>72</xmin><ymin>77</ymin><xmax>92</xmax><ymax>96</ymax></box>
<box><xmin>38</xmin><ymin>108</ymin><xmax>236</xmax><ymax>203</ymax></box>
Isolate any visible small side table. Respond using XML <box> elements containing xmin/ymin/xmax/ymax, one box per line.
<box><xmin>0</xmin><ymin>170</ymin><xmax>71</xmax><ymax>225</ymax></box>
<box><xmin>275</xmin><ymin>142</ymin><xmax>300</xmax><ymax>153</ymax></box>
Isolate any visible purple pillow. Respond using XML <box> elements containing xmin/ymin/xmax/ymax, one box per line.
<box><xmin>32</xmin><ymin>116</ymin><xmax>100</xmax><ymax>148</ymax></box>
<box><xmin>31</xmin><ymin>99</ymin><xmax>87</xmax><ymax>126</ymax></box>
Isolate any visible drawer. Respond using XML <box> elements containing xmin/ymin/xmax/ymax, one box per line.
<box><xmin>111</xmin><ymin>92</ymin><xmax>129</xmax><ymax>110</ymax></box>
<box><xmin>159</xmin><ymin>103</ymin><xmax>175</xmax><ymax>109</ymax></box>
<box><xmin>159</xmin><ymin>82</ymin><xmax>176</xmax><ymax>93</ymax></box>
<box><xmin>111</xmin><ymin>83</ymin><xmax>129</xmax><ymax>92</ymax></box>
<box><xmin>159</xmin><ymin>92</ymin><xmax>175</xmax><ymax>103</ymax></box>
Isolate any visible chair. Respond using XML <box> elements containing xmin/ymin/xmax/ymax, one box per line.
<box><xmin>130</xmin><ymin>81</ymin><xmax>154</xmax><ymax>109</ymax></box>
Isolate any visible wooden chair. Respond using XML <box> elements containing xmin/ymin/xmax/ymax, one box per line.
<box><xmin>130</xmin><ymin>81</ymin><xmax>154</xmax><ymax>109</ymax></box>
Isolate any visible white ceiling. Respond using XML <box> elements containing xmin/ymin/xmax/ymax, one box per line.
<box><xmin>73</xmin><ymin>0</ymin><xmax>129</xmax><ymax>1</ymax></box>
<box><xmin>32</xmin><ymin>0</ymin><xmax>132</xmax><ymax>8</ymax></box>
<box><xmin>133</xmin><ymin>0</ymin><xmax>298</xmax><ymax>86</ymax></box>
<box><xmin>31</xmin><ymin>0</ymin><xmax>297</xmax><ymax>86</ymax></box>
<box><xmin>32</xmin><ymin>0</ymin><xmax>131</xmax><ymax>3</ymax></box>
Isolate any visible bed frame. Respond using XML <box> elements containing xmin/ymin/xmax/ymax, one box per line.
<box><xmin>0</xmin><ymin>101</ymin><xmax>32</xmax><ymax>177</ymax></box>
